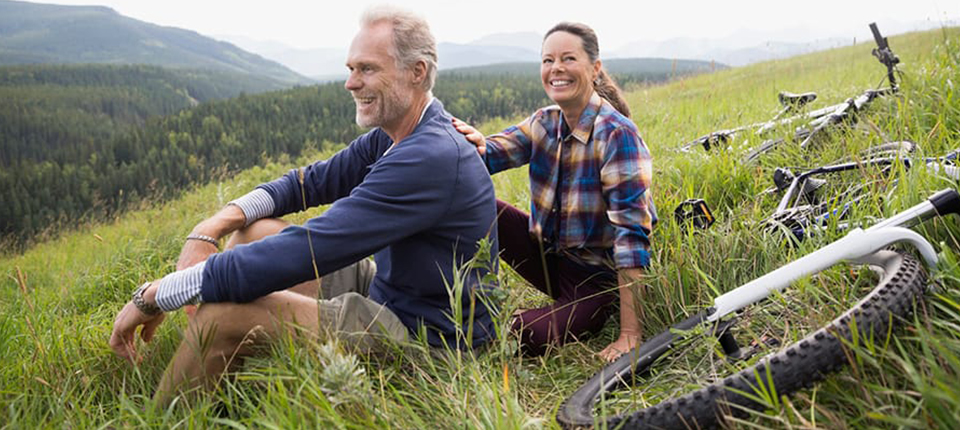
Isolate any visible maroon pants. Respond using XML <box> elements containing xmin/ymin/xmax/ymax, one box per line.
<box><xmin>497</xmin><ymin>200</ymin><xmax>618</xmax><ymax>355</ymax></box>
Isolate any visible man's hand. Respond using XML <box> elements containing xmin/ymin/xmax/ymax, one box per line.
<box><xmin>598</xmin><ymin>330</ymin><xmax>641</xmax><ymax>362</ymax></box>
<box><xmin>109</xmin><ymin>285</ymin><xmax>166</xmax><ymax>364</ymax></box>
<box><xmin>451</xmin><ymin>117</ymin><xmax>486</xmax><ymax>156</ymax></box>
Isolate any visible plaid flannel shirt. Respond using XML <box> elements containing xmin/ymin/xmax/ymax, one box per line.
<box><xmin>484</xmin><ymin>92</ymin><xmax>656</xmax><ymax>269</ymax></box>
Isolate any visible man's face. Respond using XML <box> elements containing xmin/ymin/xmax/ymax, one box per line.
<box><xmin>345</xmin><ymin>23</ymin><xmax>414</xmax><ymax>129</ymax></box>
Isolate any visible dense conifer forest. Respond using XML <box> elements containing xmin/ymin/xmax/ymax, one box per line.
<box><xmin>0</xmin><ymin>62</ymin><xmax>695</xmax><ymax>247</ymax></box>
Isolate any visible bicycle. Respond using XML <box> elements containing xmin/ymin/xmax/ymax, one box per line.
<box><xmin>763</xmin><ymin>142</ymin><xmax>960</xmax><ymax>241</ymax></box>
<box><xmin>557</xmin><ymin>188</ymin><xmax>959</xmax><ymax>429</ymax></box>
<box><xmin>678</xmin><ymin>23</ymin><xmax>901</xmax><ymax>163</ymax></box>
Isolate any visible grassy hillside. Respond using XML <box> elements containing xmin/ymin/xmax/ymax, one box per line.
<box><xmin>0</xmin><ymin>0</ymin><xmax>311</xmax><ymax>86</ymax></box>
<box><xmin>1</xmin><ymin>26</ymin><xmax>959</xmax><ymax>428</ymax></box>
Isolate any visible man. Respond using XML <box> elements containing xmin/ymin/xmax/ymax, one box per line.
<box><xmin>109</xmin><ymin>6</ymin><xmax>499</xmax><ymax>405</ymax></box>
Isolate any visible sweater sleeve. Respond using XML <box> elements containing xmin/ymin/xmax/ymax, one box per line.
<box><xmin>200</xmin><ymin>142</ymin><xmax>456</xmax><ymax>304</ymax></box>
<box><xmin>257</xmin><ymin>129</ymin><xmax>388</xmax><ymax>217</ymax></box>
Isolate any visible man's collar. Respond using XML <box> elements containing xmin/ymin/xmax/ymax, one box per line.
<box><xmin>417</xmin><ymin>96</ymin><xmax>436</xmax><ymax>125</ymax></box>
<box><xmin>384</xmin><ymin>96</ymin><xmax>436</xmax><ymax>155</ymax></box>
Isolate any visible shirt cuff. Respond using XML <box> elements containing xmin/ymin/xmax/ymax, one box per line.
<box><xmin>155</xmin><ymin>262</ymin><xmax>206</xmax><ymax>312</ymax></box>
<box><xmin>614</xmin><ymin>248</ymin><xmax>651</xmax><ymax>269</ymax></box>
<box><xmin>228</xmin><ymin>188</ymin><xmax>275</xmax><ymax>227</ymax></box>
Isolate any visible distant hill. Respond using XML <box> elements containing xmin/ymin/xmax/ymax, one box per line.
<box><xmin>467</xmin><ymin>32</ymin><xmax>542</xmax><ymax>52</ymax></box>
<box><xmin>613</xmin><ymin>35</ymin><xmax>853</xmax><ymax>67</ymax></box>
<box><xmin>0</xmin><ymin>63</ymin><xmax>297</xmax><ymax>166</ymax></box>
<box><xmin>437</xmin><ymin>42</ymin><xmax>538</xmax><ymax>70</ymax></box>
<box><xmin>218</xmin><ymin>31</ymin><xmax>726</xmax><ymax>81</ymax></box>
<box><xmin>443</xmin><ymin>57</ymin><xmax>723</xmax><ymax>87</ymax></box>
<box><xmin>0</xmin><ymin>0</ymin><xmax>312</xmax><ymax>86</ymax></box>
<box><xmin>215</xmin><ymin>34</ymin><xmax>347</xmax><ymax>80</ymax></box>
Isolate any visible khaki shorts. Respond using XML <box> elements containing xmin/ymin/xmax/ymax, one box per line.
<box><xmin>317</xmin><ymin>259</ymin><xmax>408</xmax><ymax>353</ymax></box>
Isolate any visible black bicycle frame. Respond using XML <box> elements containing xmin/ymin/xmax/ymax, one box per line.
<box><xmin>772</xmin><ymin>152</ymin><xmax>959</xmax><ymax>240</ymax></box>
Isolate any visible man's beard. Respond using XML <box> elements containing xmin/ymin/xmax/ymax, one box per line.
<box><xmin>355</xmin><ymin>85</ymin><xmax>412</xmax><ymax>129</ymax></box>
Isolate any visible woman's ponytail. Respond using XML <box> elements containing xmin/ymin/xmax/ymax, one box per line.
<box><xmin>593</xmin><ymin>68</ymin><xmax>630</xmax><ymax>118</ymax></box>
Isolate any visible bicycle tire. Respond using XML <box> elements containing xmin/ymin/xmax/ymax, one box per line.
<box><xmin>558</xmin><ymin>250</ymin><xmax>928</xmax><ymax>429</ymax></box>
<box><xmin>742</xmin><ymin>137</ymin><xmax>785</xmax><ymax>163</ymax></box>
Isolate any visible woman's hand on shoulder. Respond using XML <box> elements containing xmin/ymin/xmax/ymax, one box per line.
<box><xmin>452</xmin><ymin>117</ymin><xmax>486</xmax><ymax>156</ymax></box>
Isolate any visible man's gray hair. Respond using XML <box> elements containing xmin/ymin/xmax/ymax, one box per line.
<box><xmin>361</xmin><ymin>6</ymin><xmax>438</xmax><ymax>92</ymax></box>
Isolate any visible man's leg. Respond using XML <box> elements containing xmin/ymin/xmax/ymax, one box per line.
<box><xmin>319</xmin><ymin>258</ymin><xmax>376</xmax><ymax>299</ymax></box>
<box><xmin>155</xmin><ymin>290</ymin><xmax>318</xmax><ymax>405</ymax></box>
<box><xmin>154</xmin><ymin>287</ymin><xmax>406</xmax><ymax>406</ymax></box>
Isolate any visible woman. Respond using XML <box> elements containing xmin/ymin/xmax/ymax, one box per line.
<box><xmin>454</xmin><ymin>22</ymin><xmax>656</xmax><ymax>360</ymax></box>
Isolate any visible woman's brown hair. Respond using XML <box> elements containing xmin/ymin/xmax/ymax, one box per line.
<box><xmin>544</xmin><ymin>22</ymin><xmax>631</xmax><ymax>118</ymax></box>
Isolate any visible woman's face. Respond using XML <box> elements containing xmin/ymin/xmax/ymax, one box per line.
<box><xmin>540</xmin><ymin>31</ymin><xmax>600</xmax><ymax>111</ymax></box>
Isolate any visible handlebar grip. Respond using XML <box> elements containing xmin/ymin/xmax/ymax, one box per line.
<box><xmin>870</xmin><ymin>22</ymin><xmax>887</xmax><ymax>49</ymax></box>
<box><xmin>929</xmin><ymin>188</ymin><xmax>960</xmax><ymax>217</ymax></box>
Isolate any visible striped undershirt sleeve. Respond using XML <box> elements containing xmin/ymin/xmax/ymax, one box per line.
<box><xmin>154</xmin><ymin>262</ymin><xmax>205</xmax><ymax>312</ymax></box>
<box><xmin>228</xmin><ymin>188</ymin><xmax>275</xmax><ymax>227</ymax></box>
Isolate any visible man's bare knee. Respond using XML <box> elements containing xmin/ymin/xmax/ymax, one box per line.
<box><xmin>190</xmin><ymin>303</ymin><xmax>246</xmax><ymax>344</ymax></box>
<box><xmin>191</xmin><ymin>293</ymin><xmax>318</xmax><ymax>346</ymax></box>
<box><xmin>225</xmin><ymin>218</ymin><xmax>290</xmax><ymax>249</ymax></box>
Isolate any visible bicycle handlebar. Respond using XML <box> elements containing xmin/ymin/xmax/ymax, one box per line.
<box><xmin>870</xmin><ymin>22</ymin><xmax>900</xmax><ymax>87</ymax></box>
<box><xmin>871</xmin><ymin>188</ymin><xmax>960</xmax><ymax>230</ymax></box>
<box><xmin>870</xmin><ymin>22</ymin><xmax>889</xmax><ymax>51</ymax></box>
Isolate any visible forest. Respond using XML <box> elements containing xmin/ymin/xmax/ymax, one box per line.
<box><xmin>1</xmin><ymin>62</ymin><xmax>693</xmax><ymax>247</ymax></box>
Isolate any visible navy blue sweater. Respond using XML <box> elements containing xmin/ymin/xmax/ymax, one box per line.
<box><xmin>201</xmin><ymin>101</ymin><xmax>500</xmax><ymax>348</ymax></box>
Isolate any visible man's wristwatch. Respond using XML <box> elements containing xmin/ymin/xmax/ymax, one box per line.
<box><xmin>132</xmin><ymin>282</ymin><xmax>162</xmax><ymax>316</ymax></box>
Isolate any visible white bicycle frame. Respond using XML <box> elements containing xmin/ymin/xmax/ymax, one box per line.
<box><xmin>707</xmin><ymin>197</ymin><xmax>944</xmax><ymax>322</ymax></box>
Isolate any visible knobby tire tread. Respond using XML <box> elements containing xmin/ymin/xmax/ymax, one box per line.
<box><xmin>558</xmin><ymin>250</ymin><xmax>927</xmax><ymax>429</ymax></box>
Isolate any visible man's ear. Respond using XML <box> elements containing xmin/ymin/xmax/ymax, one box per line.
<box><xmin>411</xmin><ymin>60</ymin><xmax>428</xmax><ymax>86</ymax></box>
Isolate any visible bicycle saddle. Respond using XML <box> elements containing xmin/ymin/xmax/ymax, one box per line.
<box><xmin>778</xmin><ymin>91</ymin><xmax>818</xmax><ymax>108</ymax></box>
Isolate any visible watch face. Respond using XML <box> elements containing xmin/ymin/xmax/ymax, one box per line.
<box><xmin>133</xmin><ymin>283</ymin><xmax>161</xmax><ymax>315</ymax></box>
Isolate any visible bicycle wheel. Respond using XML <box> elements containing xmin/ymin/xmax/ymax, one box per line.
<box><xmin>742</xmin><ymin>137</ymin><xmax>785</xmax><ymax>163</ymax></box>
<box><xmin>558</xmin><ymin>250</ymin><xmax>928</xmax><ymax>429</ymax></box>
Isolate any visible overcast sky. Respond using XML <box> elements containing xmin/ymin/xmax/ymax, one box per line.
<box><xmin>41</xmin><ymin>0</ymin><xmax>960</xmax><ymax>50</ymax></box>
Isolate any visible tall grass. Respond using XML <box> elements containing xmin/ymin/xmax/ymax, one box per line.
<box><xmin>2</xmin><ymin>26</ymin><xmax>959</xmax><ymax>428</ymax></box>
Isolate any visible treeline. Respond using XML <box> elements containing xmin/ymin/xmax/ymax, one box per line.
<box><xmin>444</xmin><ymin>57</ymin><xmax>722</xmax><ymax>90</ymax></box>
<box><xmin>435</xmin><ymin>72</ymin><xmax>549</xmax><ymax>123</ymax></box>
<box><xmin>0</xmin><ymin>64</ymin><xmax>297</xmax><ymax>167</ymax></box>
<box><xmin>0</xmin><ymin>65</ymin><xmax>564</xmax><ymax>247</ymax></box>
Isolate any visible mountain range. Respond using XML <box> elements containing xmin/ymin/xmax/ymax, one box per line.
<box><xmin>7</xmin><ymin>0</ymin><xmax>946</xmax><ymax>87</ymax></box>
<box><xmin>219</xmin><ymin>18</ymin><xmax>954</xmax><ymax>79</ymax></box>
<box><xmin>0</xmin><ymin>0</ymin><xmax>312</xmax><ymax>86</ymax></box>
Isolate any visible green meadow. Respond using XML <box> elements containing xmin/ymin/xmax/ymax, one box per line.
<box><xmin>2</xmin><ymin>26</ymin><xmax>959</xmax><ymax>428</ymax></box>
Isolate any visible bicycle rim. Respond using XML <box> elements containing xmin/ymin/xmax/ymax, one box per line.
<box><xmin>558</xmin><ymin>250</ymin><xmax>928</xmax><ymax>429</ymax></box>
